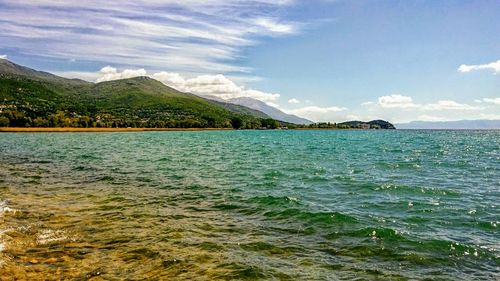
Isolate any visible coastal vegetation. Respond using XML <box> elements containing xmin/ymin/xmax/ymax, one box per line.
<box><xmin>289</xmin><ymin>120</ymin><xmax>395</xmax><ymax>130</ymax></box>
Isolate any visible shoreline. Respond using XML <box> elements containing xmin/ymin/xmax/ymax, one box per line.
<box><xmin>0</xmin><ymin>127</ymin><xmax>371</xmax><ymax>133</ymax></box>
<box><xmin>0</xmin><ymin>127</ymin><xmax>234</xmax><ymax>133</ymax></box>
<box><xmin>6</xmin><ymin>127</ymin><xmax>493</xmax><ymax>133</ymax></box>
<box><xmin>0</xmin><ymin>127</ymin><xmax>354</xmax><ymax>133</ymax></box>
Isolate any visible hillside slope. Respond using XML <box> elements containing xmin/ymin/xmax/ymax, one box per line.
<box><xmin>0</xmin><ymin>59</ymin><xmax>274</xmax><ymax>128</ymax></box>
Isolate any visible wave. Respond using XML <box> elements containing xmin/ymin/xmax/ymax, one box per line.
<box><xmin>324</xmin><ymin>226</ymin><xmax>499</xmax><ymax>264</ymax></box>
<box><xmin>247</xmin><ymin>196</ymin><xmax>358</xmax><ymax>225</ymax></box>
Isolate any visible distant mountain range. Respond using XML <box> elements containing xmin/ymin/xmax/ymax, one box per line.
<box><xmin>218</xmin><ymin>97</ymin><xmax>313</xmax><ymax>125</ymax></box>
<box><xmin>396</xmin><ymin>120</ymin><xmax>500</xmax><ymax>129</ymax></box>
<box><xmin>202</xmin><ymin>95</ymin><xmax>312</xmax><ymax>124</ymax></box>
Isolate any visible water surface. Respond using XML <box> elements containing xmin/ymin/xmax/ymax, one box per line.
<box><xmin>0</xmin><ymin>130</ymin><xmax>498</xmax><ymax>280</ymax></box>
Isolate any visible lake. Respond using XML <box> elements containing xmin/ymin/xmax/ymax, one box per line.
<box><xmin>0</xmin><ymin>130</ymin><xmax>498</xmax><ymax>280</ymax></box>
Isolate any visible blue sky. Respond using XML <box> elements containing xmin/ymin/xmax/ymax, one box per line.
<box><xmin>0</xmin><ymin>0</ymin><xmax>499</xmax><ymax>122</ymax></box>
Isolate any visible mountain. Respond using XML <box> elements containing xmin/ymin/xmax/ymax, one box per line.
<box><xmin>0</xmin><ymin>59</ymin><xmax>277</xmax><ymax>129</ymax></box>
<box><xmin>0</xmin><ymin>59</ymin><xmax>394</xmax><ymax>130</ymax></box>
<box><xmin>0</xmin><ymin>58</ymin><xmax>89</xmax><ymax>85</ymax></box>
<box><xmin>396</xmin><ymin>120</ymin><xmax>500</xmax><ymax>129</ymax></box>
<box><xmin>206</xmin><ymin>98</ymin><xmax>270</xmax><ymax>119</ymax></box>
<box><xmin>225</xmin><ymin>97</ymin><xmax>313</xmax><ymax>124</ymax></box>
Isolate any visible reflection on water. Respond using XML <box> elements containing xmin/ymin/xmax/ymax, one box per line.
<box><xmin>0</xmin><ymin>130</ymin><xmax>499</xmax><ymax>280</ymax></box>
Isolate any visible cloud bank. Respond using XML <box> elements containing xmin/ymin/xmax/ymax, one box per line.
<box><xmin>352</xmin><ymin>94</ymin><xmax>499</xmax><ymax>123</ymax></box>
<box><xmin>376</xmin><ymin>94</ymin><xmax>480</xmax><ymax>111</ymax></box>
<box><xmin>94</xmin><ymin>67</ymin><xmax>280</xmax><ymax>102</ymax></box>
<box><xmin>481</xmin><ymin>97</ymin><xmax>500</xmax><ymax>105</ymax></box>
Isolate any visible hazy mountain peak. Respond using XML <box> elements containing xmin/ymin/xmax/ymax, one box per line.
<box><xmin>226</xmin><ymin>97</ymin><xmax>313</xmax><ymax>124</ymax></box>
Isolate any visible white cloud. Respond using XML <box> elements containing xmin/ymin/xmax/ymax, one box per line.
<box><xmin>0</xmin><ymin>54</ymin><xmax>7</xmax><ymax>59</ymax></box>
<box><xmin>479</xmin><ymin>113</ymin><xmax>500</xmax><ymax>120</ymax></box>
<box><xmin>284</xmin><ymin>94</ymin><xmax>494</xmax><ymax>124</ymax></box>
<box><xmin>375</xmin><ymin>94</ymin><xmax>480</xmax><ymax>111</ymax></box>
<box><xmin>285</xmin><ymin>105</ymin><xmax>348</xmax><ymax>122</ymax></box>
<box><xmin>254</xmin><ymin>18</ymin><xmax>295</xmax><ymax>34</ymax></box>
<box><xmin>482</xmin><ymin>97</ymin><xmax>500</xmax><ymax>105</ymax></box>
<box><xmin>422</xmin><ymin>100</ymin><xmax>480</xmax><ymax>111</ymax></box>
<box><xmin>288</xmin><ymin>98</ymin><xmax>300</xmax><ymax>104</ymax></box>
<box><xmin>458</xmin><ymin>60</ymin><xmax>500</xmax><ymax>74</ymax></box>
<box><xmin>151</xmin><ymin>72</ymin><xmax>186</xmax><ymax>88</ymax></box>
<box><xmin>289</xmin><ymin>106</ymin><xmax>347</xmax><ymax>114</ymax></box>
<box><xmin>378</xmin><ymin>94</ymin><xmax>419</xmax><ymax>109</ymax></box>
<box><xmin>95</xmin><ymin>66</ymin><xmax>147</xmax><ymax>83</ymax></box>
<box><xmin>350</xmin><ymin>94</ymin><xmax>494</xmax><ymax>123</ymax></box>
<box><xmin>159</xmin><ymin>73</ymin><xmax>280</xmax><ymax>102</ymax></box>
<box><xmin>93</xmin><ymin>67</ymin><xmax>280</xmax><ymax>102</ymax></box>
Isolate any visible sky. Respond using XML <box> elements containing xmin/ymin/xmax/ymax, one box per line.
<box><xmin>0</xmin><ymin>0</ymin><xmax>499</xmax><ymax>123</ymax></box>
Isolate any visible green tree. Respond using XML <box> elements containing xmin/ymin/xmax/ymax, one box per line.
<box><xmin>0</xmin><ymin>116</ymin><xmax>9</xmax><ymax>127</ymax></box>
<box><xmin>230</xmin><ymin>116</ymin><xmax>244</xmax><ymax>129</ymax></box>
<box><xmin>48</xmin><ymin>111</ymin><xmax>66</xmax><ymax>127</ymax></box>
<box><xmin>261</xmin><ymin>118</ymin><xmax>279</xmax><ymax>129</ymax></box>
<box><xmin>33</xmin><ymin>117</ymin><xmax>49</xmax><ymax>127</ymax></box>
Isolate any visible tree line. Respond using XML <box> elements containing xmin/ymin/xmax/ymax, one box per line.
<box><xmin>0</xmin><ymin>108</ymin><xmax>283</xmax><ymax>129</ymax></box>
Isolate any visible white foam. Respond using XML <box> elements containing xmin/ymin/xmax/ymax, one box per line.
<box><xmin>0</xmin><ymin>200</ymin><xmax>16</xmax><ymax>253</ymax></box>
<box><xmin>0</xmin><ymin>246</ymin><xmax>4</xmax><ymax>267</ymax></box>
<box><xmin>0</xmin><ymin>200</ymin><xmax>17</xmax><ymax>216</ymax></box>
<box><xmin>0</xmin><ymin>200</ymin><xmax>8</xmax><ymax>265</ymax></box>
<box><xmin>36</xmin><ymin>229</ymin><xmax>69</xmax><ymax>245</ymax></box>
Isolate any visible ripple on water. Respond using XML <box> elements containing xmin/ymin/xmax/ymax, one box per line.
<box><xmin>0</xmin><ymin>130</ymin><xmax>498</xmax><ymax>280</ymax></box>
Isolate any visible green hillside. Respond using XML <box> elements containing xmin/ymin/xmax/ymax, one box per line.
<box><xmin>0</xmin><ymin>59</ymin><xmax>275</xmax><ymax>129</ymax></box>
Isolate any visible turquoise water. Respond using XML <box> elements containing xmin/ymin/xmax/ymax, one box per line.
<box><xmin>0</xmin><ymin>130</ymin><xmax>499</xmax><ymax>280</ymax></box>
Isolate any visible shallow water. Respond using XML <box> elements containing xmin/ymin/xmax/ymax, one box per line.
<box><xmin>0</xmin><ymin>130</ymin><xmax>498</xmax><ymax>280</ymax></box>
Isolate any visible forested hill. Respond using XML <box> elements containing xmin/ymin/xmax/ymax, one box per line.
<box><xmin>0</xmin><ymin>59</ymin><xmax>282</xmax><ymax>129</ymax></box>
<box><xmin>0</xmin><ymin>59</ymin><xmax>396</xmax><ymax>130</ymax></box>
